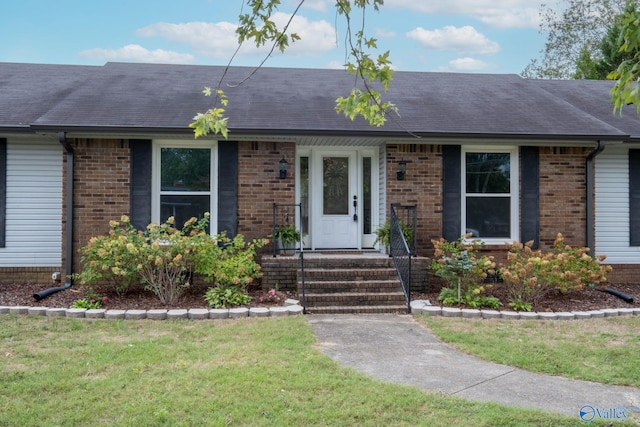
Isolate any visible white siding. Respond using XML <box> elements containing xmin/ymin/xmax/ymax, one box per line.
<box><xmin>594</xmin><ymin>147</ymin><xmax>640</xmax><ymax>264</ymax></box>
<box><xmin>0</xmin><ymin>140</ymin><xmax>63</xmax><ymax>266</ymax></box>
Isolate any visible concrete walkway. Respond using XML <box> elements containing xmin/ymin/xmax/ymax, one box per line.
<box><xmin>308</xmin><ymin>314</ymin><xmax>640</xmax><ymax>420</ymax></box>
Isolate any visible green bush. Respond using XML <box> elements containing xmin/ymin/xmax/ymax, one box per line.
<box><xmin>75</xmin><ymin>213</ymin><xmax>266</xmax><ymax>306</ymax></box>
<box><xmin>204</xmin><ymin>285</ymin><xmax>251</xmax><ymax>308</ymax></box>
<box><xmin>430</xmin><ymin>235</ymin><xmax>497</xmax><ymax>308</ymax></box>
<box><xmin>74</xmin><ymin>215</ymin><xmax>143</xmax><ymax>295</ymax></box>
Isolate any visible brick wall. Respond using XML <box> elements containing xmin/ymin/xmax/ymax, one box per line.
<box><xmin>386</xmin><ymin>144</ymin><xmax>443</xmax><ymax>255</ymax></box>
<box><xmin>64</xmin><ymin>139</ymin><xmax>131</xmax><ymax>276</ymax></box>
<box><xmin>237</xmin><ymin>141</ymin><xmax>296</xmax><ymax>246</ymax></box>
<box><xmin>62</xmin><ymin>138</ymin><xmax>296</xmax><ymax>279</ymax></box>
<box><xmin>605</xmin><ymin>264</ymin><xmax>640</xmax><ymax>283</ymax></box>
<box><xmin>538</xmin><ymin>147</ymin><xmax>589</xmax><ymax>249</ymax></box>
<box><xmin>385</xmin><ymin>144</ymin><xmax>591</xmax><ymax>261</ymax></box>
<box><xmin>0</xmin><ymin>267</ymin><xmax>56</xmax><ymax>285</ymax></box>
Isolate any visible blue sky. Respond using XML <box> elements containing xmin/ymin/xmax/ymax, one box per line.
<box><xmin>0</xmin><ymin>0</ymin><xmax>549</xmax><ymax>74</ymax></box>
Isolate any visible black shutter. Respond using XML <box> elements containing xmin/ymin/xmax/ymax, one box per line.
<box><xmin>129</xmin><ymin>140</ymin><xmax>152</xmax><ymax>230</ymax></box>
<box><xmin>218</xmin><ymin>141</ymin><xmax>238</xmax><ymax>237</ymax></box>
<box><xmin>630</xmin><ymin>150</ymin><xmax>640</xmax><ymax>246</ymax></box>
<box><xmin>0</xmin><ymin>139</ymin><xmax>6</xmax><ymax>248</ymax></box>
<box><xmin>442</xmin><ymin>145</ymin><xmax>461</xmax><ymax>241</ymax></box>
<box><xmin>520</xmin><ymin>146</ymin><xmax>540</xmax><ymax>248</ymax></box>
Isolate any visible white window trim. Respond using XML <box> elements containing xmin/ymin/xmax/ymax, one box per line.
<box><xmin>151</xmin><ymin>139</ymin><xmax>218</xmax><ymax>234</ymax></box>
<box><xmin>461</xmin><ymin>145</ymin><xmax>519</xmax><ymax>245</ymax></box>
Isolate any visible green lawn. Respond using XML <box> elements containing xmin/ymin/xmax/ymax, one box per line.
<box><xmin>0</xmin><ymin>315</ymin><xmax>604</xmax><ymax>426</ymax></box>
<box><xmin>419</xmin><ymin>315</ymin><xmax>640</xmax><ymax>387</ymax></box>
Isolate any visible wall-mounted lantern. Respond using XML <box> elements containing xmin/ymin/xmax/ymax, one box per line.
<box><xmin>279</xmin><ymin>157</ymin><xmax>288</xmax><ymax>179</ymax></box>
<box><xmin>397</xmin><ymin>160</ymin><xmax>407</xmax><ymax>180</ymax></box>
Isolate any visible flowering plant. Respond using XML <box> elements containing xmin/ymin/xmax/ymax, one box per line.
<box><xmin>256</xmin><ymin>288</ymin><xmax>285</xmax><ymax>305</ymax></box>
<box><xmin>76</xmin><ymin>213</ymin><xmax>266</xmax><ymax>306</ymax></box>
<box><xmin>499</xmin><ymin>233</ymin><xmax>612</xmax><ymax>311</ymax></box>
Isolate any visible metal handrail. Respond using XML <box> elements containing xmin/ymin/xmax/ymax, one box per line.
<box><xmin>272</xmin><ymin>203</ymin><xmax>305</xmax><ymax>313</ymax></box>
<box><xmin>390</xmin><ymin>204</ymin><xmax>413</xmax><ymax>313</ymax></box>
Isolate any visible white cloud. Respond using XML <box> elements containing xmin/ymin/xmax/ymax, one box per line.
<box><xmin>299</xmin><ymin>0</ymin><xmax>330</xmax><ymax>13</ymax></box>
<box><xmin>385</xmin><ymin>0</ymin><xmax>541</xmax><ymax>29</ymax></box>
<box><xmin>271</xmin><ymin>12</ymin><xmax>336</xmax><ymax>55</ymax></box>
<box><xmin>446</xmin><ymin>57</ymin><xmax>497</xmax><ymax>72</ymax></box>
<box><xmin>78</xmin><ymin>44</ymin><xmax>195</xmax><ymax>64</ymax></box>
<box><xmin>406</xmin><ymin>26</ymin><xmax>500</xmax><ymax>55</ymax></box>
<box><xmin>136</xmin><ymin>21</ymin><xmax>239</xmax><ymax>59</ymax></box>
<box><xmin>374</xmin><ymin>28</ymin><xmax>397</xmax><ymax>38</ymax></box>
<box><xmin>136</xmin><ymin>13</ymin><xmax>336</xmax><ymax>59</ymax></box>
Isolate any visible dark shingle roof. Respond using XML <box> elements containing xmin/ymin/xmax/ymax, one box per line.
<box><xmin>532</xmin><ymin>78</ymin><xmax>640</xmax><ymax>139</ymax></box>
<box><xmin>0</xmin><ymin>62</ymin><xmax>98</xmax><ymax>130</ymax></box>
<box><xmin>0</xmin><ymin>61</ymin><xmax>636</xmax><ymax>140</ymax></box>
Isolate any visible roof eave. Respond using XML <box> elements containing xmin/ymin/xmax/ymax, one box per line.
<box><xmin>26</xmin><ymin>124</ymin><xmax>631</xmax><ymax>144</ymax></box>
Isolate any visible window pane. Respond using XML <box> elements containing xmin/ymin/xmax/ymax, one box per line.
<box><xmin>323</xmin><ymin>157</ymin><xmax>349</xmax><ymax>215</ymax></box>
<box><xmin>161</xmin><ymin>195</ymin><xmax>210</xmax><ymax>231</ymax></box>
<box><xmin>300</xmin><ymin>157</ymin><xmax>309</xmax><ymax>235</ymax></box>
<box><xmin>363</xmin><ymin>157</ymin><xmax>372</xmax><ymax>234</ymax></box>
<box><xmin>466</xmin><ymin>197</ymin><xmax>510</xmax><ymax>238</ymax></box>
<box><xmin>161</xmin><ymin>148</ymin><xmax>210</xmax><ymax>191</ymax></box>
<box><xmin>466</xmin><ymin>153</ymin><xmax>510</xmax><ymax>194</ymax></box>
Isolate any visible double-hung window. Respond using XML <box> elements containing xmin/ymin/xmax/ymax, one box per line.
<box><xmin>462</xmin><ymin>147</ymin><xmax>518</xmax><ymax>242</ymax></box>
<box><xmin>152</xmin><ymin>141</ymin><xmax>217</xmax><ymax>233</ymax></box>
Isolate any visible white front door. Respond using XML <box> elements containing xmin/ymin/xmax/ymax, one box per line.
<box><xmin>312</xmin><ymin>151</ymin><xmax>359</xmax><ymax>248</ymax></box>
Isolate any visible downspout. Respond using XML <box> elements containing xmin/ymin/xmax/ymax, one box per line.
<box><xmin>33</xmin><ymin>132</ymin><xmax>74</xmax><ymax>300</ymax></box>
<box><xmin>586</xmin><ymin>140</ymin><xmax>606</xmax><ymax>257</ymax></box>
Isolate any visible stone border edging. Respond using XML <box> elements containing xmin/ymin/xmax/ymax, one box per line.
<box><xmin>2</xmin><ymin>301</ymin><xmax>638</xmax><ymax>320</ymax></box>
<box><xmin>0</xmin><ymin>305</ymin><xmax>305</xmax><ymax>320</ymax></box>
<box><xmin>410</xmin><ymin>300</ymin><xmax>640</xmax><ymax>319</ymax></box>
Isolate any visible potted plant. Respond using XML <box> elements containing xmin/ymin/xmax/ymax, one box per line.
<box><xmin>273</xmin><ymin>224</ymin><xmax>301</xmax><ymax>255</ymax></box>
<box><xmin>373</xmin><ymin>221</ymin><xmax>414</xmax><ymax>254</ymax></box>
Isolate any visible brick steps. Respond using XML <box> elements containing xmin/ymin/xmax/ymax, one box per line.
<box><xmin>302</xmin><ymin>280</ymin><xmax>401</xmax><ymax>293</ymax></box>
<box><xmin>297</xmin><ymin>257</ymin><xmax>409</xmax><ymax>314</ymax></box>
<box><xmin>305</xmin><ymin>291</ymin><xmax>406</xmax><ymax>306</ymax></box>
<box><xmin>305</xmin><ymin>305</ymin><xmax>409</xmax><ymax>315</ymax></box>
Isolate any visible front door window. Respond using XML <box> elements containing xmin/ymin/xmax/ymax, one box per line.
<box><xmin>323</xmin><ymin>157</ymin><xmax>349</xmax><ymax>215</ymax></box>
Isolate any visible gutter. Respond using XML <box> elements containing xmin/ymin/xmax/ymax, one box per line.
<box><xmin>586</xmin><ymin>140</ymin><xmax>606</xmax><ymax>256</ymax></box>
<box><xmin>33</xmin><ymin>132</ymin><xmax>74</xmax><ymax>300</ymax></box>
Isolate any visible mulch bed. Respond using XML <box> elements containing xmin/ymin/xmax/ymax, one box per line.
<box><xmin>0</xmin><ymin>282</ymin><xmax>295</xmax><ymax>311</ymax></box>
<box><xmin>1</xmin><ymin>281</ymin><xmax>638</xmax><ymax>313</ymax></box>
<box><xmin>413</xmin><ymin>282</ymin><xmax>639</xmax><ymax>313</ymax></box>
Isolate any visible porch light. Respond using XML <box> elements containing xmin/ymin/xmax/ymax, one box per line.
<box><xmin>397</xmin><ymin>160</ymin><xmax>407</xmax><ymax>180</ymax></box>
<box><xmin>279</xmin><ymin>157</ymin><xmax>288</xmax><ymax>179</ymax></box>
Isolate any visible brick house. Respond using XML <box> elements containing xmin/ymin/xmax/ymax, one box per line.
<box><xmin>1</xmin><ymin>61</ymin><xmax>639</xmax><ymax>287</ymax></box>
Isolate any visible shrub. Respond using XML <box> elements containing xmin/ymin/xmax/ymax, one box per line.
<box><xmin>74</xmin><ymin>216</ymin><xmax>143</xmax><ymax>295</ymax></box>
<box><xmin>193</xmin><ymin>233</ymin><xmax>266</xmax><ymax>286</ymax></box>
<box><xmin>499</xmin><ymin>233</ymin><xmax>612</xmax><ymax>311</ymax></box>
<box><xmin>430</xmin><ymin>235</ymin><xmax>497</xmax><ymax>308</ymax></box>
<box><xmin>204</xmin><ymin>285</ymin><xmax>251</xmax><ymax>308</ymax></box>
<box><xmin>196</xmin><ymin>233</ymin><xmax>266</xmax><ymax>308</ymax></box>
<box><xmin>76</xmin><ymin>214</ymin><xmax>266</xmax><ymax>306</ymax></box>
